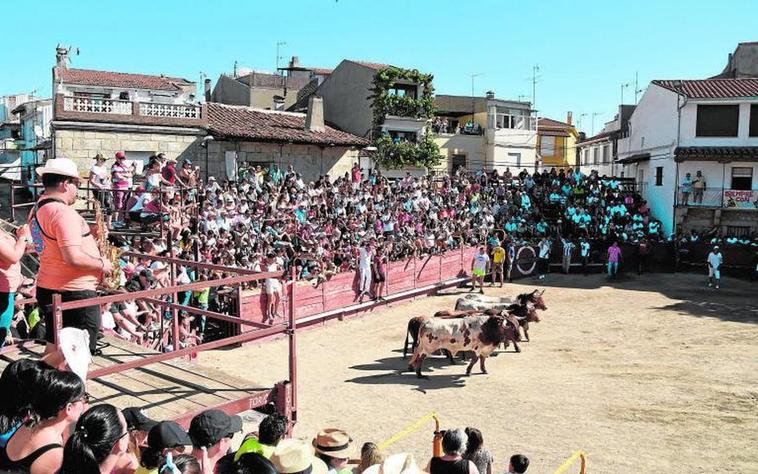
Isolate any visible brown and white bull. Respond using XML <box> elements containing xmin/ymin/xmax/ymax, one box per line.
<box><xmin>455</xmin><ymin>289</ymin><xmax>548</xmax><ymax>312</ymax></box>
<box><xmin>408</xmin><ymin>315</ymin><xmax>519</xmax><ymax>378</ymax></box>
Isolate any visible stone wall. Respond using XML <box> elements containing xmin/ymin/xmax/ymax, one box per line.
<box><xmin>54</xmin><ymin>129</ymin><xmax>203</xmax><ymax>175</ymax></box>
<box><xmin>205</xmin><ymin>140</ymin><xmax>358</xmax><ymax>182</ymax></box>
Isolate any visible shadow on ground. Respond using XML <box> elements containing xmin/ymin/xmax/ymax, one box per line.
<box><xmin>495</xmin><ymin>272</ymin><xmax>757</xmax><ymax>325</ymax></box>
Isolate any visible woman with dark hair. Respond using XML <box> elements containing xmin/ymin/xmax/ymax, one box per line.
<box><xmin>463</xmin><ymin>428</ymin><xmax>492</xmax><ymax>474</ymax></box>
<box><xmin>0</xmin><ymin>360</ymin><xmax>48</xmax><ymax>446</ymax></box>
<box><xmin>233</xmin><ymin>452</ymin><xmax>277</xmax><ymax>474</ymax></box>
<box><xmin>0</xmin><ymin>369</ymin><xmax>87</xmax><ymax>474</ymax></box>
<box><xmin>61</xmin><ymin>404</ymin><xmax>130</xmax><ymax>474</ymax></box>
<box><xmin>157</xmin><ymin>453</ymin><xmax>201</xmax><ymax>474</ymax></box>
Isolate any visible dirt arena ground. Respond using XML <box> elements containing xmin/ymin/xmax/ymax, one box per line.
<box><xmin>200</xmin><ymin>272</ymin><xmax>758</xmax><ymax>474</ymax></box>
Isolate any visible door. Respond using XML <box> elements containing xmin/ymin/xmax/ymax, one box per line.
<box><xmin>451</xmin><ymin>154</ymin><xmax>466</xmax><ymax>173</ymax></box>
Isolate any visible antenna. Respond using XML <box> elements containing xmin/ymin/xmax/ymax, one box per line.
<box><xmin>591</xmin><ymin>112</ymin><xmax>603</xmax><ymax>136</ymax></box>
<box><xmin>577</xmin><ymin>113</ymin><xmax>589</xmax><ymax>132</ymax></box>
<box><xmin>620</xmin><ymin>82</ymin><xmax>631</xmax><ymax>105</ymax></box>
<box><xmin>530</xmin><ymin>64</ymin><xmax>541</xmax><ymax>111</ymax></box>
<box><xmin>634</xmin><ymin>71</ymin><xmax>645</xmax><ymax>104</ymax></box>
<box><xmin>276</xmin><ymin>41</ymin><xmax>287</xmax><ymax>74</ymax></box>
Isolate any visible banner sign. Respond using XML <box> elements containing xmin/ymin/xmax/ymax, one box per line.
<box><xmin>723</xmin><ymin>190</ymin><xmax>758</xmax><ymax>209</ymax></box>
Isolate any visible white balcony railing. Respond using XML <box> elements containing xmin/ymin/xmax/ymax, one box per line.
<box><xmin>63</xmin><ymin>97</ymin><xmax>132</xmax><ymax>114</ymax></box>
<box><xmin>138</xmin><ymin>103</ymin><xmax>200</xmax><ymax>119</ymax></box>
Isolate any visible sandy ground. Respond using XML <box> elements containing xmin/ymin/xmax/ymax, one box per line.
<box><xmin>199</xmin><ymin>272</ymin><xmax>758</xmax><ymax>474</ymax></box>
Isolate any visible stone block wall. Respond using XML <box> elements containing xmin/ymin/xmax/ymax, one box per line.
<box><xmin>54</xmin><ymin>129</ymin><xmax>203</xmax><ymax>175</ymax></box>
<box><xmin>205</xmin><ymin>140</ymin><xmax>358</xmax><ymax>182</ymax></box>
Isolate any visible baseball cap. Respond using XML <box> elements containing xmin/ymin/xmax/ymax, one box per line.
<box><xmin>123</xmin><ymin>407</ymin><xmax>158</xmax><ymax>432</ymax></box>
<box><xmin>189</xmin><ymin>409</ymin><xmax>243</xmax><ymax>448</ymax></box>
<box><xmin>115</xmin><ymin>151</ymin><xmax>126</xmax><ymax>159</ymax></box>
<box><xmin>148</xmin><ymin>421</ymin><xmax>192</xmax><ymax>449</ymax></box>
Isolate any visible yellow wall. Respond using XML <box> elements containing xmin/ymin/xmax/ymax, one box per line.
<box><xmin>434</xmin><ymin>134</ymin><xmax>485</xmax><ymax>172</ymax></box>
<box><xmin>451</xmin><ymin>112</ymin><xmax>488</xmax><ymax>129</ymax></box>
<box><xmin>538</xmin><ymin>132</ymin><xmax>578</xmax><ymax>169</ymax></box>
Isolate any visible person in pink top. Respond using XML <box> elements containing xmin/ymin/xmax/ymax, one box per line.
<box><xmin>607</xmin><ymin>240</ymin><xmax>622</xmax><ymax>280</ymax></box>
<box><xmin>0</xmin><ymin>223</ymin><xmax>31</xmax><ymax>347</ymax></box>
<box><xmin>32</xmin><ymin>158</ymin><xmax>113</xmax><ymax>356</ymax></box>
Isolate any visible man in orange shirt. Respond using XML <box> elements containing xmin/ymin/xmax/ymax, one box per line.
<box><xmin>32</xmin><ymin>158</ymin><xmax>113</xmax><ymax>356</ymax></box>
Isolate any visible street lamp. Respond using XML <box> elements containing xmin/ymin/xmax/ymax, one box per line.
<box><xmin>201</xmin><ymin>135</ymin><xmax>214</xmax><ymax>183</ymax></box>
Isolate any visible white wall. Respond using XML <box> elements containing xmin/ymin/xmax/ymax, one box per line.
<box><xmin>679</xmin><ymin>101</ymin><xmax>758</xmax><ymax>147</ymax></box>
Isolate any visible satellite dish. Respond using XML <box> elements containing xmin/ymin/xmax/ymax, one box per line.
<box><xmin>34</xmin><ymin>125</ymin><xmax>44</xmax><ymax>137</ymax></box>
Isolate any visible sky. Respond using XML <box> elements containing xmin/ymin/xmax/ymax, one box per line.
<box><xmin>2</xmin><ymin>0</ymin><xmax>757</xmax><ymax>135</ymax></box>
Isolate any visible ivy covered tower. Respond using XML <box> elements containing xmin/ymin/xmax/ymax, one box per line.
<box><xmin>289</xmin><ymin>59</ymin><xmax>442</xmax><ymax>175</ymax></box>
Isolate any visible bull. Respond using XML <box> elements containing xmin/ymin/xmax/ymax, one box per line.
<box><xmin>408</xmin><ymin>315</ymin><xmax>520</xmax><ymax>378</ymax></box>
<box><xmin>455</xmin><ymin>289</ymin><xmax>547</xmax><ymax>312</ymax></box>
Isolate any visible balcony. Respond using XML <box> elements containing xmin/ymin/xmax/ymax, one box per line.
<box><xmin>55</xmin><ymin>94</ymin><xmax>205</xmax><ymax>128</ymax></box>
<box><xmin>496</xmin><ymin>114</ymin><xmax>537</xmax><ymax>131</ymax></box>
<box><xmin>676</xmin><ymin>187</ymin><xmax>758</xmax><ymax>209</ymax></box>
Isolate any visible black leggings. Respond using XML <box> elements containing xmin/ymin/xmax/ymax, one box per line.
<box><xmin>37</xmin><ymin>287</ymin><xmax>100</xmax><ymax>353</ymax></box>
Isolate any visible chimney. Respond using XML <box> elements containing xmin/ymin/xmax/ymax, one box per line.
<box><xmin>289</xmin><ymin>56</ymin><xmax>300</xmax><ymax>68</ymax></box>
<box><xmin>55</xmin><ymin>46</ymin><xmax>68</xmax><ymax>69</ymax></box>
<box><xmin>204</xmin><ymin>79</ymin><xmax>212</xmax><ymax>102</ymax></box>
<box><xmin>485</xmin><ymin>90</ymin><xmax>495</xmax><ymax>99</ymax></box>
<box><xmin>566</xmin><ymin>111</ymin><xmax>573</xmax><ymax>126</ymax></box>
<box><xmin>305</xmin><ymin>96</ymin><xmax>325</xmax><ymax>133</ymax></box>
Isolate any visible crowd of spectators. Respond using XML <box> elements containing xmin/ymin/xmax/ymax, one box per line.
<box><xmin>0</xmin><ymin>358</ymin><xmax>531</xmax><ymax>474</ymax></box>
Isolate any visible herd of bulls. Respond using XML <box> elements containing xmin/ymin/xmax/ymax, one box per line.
<box><xmin>403</xmin><ymin>290</ymin><xmax>548</xmax><ymax>378</ymax></box>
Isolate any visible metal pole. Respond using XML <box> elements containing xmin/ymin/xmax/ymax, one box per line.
<box><xmin>169</xmin><ymin>233</ymin><xmax>180</xmax><ymax>354</ymax></box>
<box><xmin>52</xmin><ymin>292</ymin><xmax>62</xmax><ymax>346</ymax></box>
<box><xmin>288</xmin><ymin>265</ymin><xmax>298</xmax><ymax>425</ymax></box>
<box><xmin>10</xmin><ymin>181</ymin><xmax>15</xmax><ymax>223</ymax></box>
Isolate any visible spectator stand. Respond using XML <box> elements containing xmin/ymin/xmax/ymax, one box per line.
<box><xmin>0</xmin><ymin>256</ymin><xmax>299</xmax><ymax>431</ymax></box>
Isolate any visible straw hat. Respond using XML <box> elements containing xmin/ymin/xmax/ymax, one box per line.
<box><xmin>313</xmin><ymin>428</ymin><xmax>354</xmax><ymax>459</ymax></box>
<box><xmin>363</xmin><ymin>453</ymin><xmax>424</xmax><ymax>474</ymax></box>
<box><xmin>36</xmin><ymin>158</ymin><xmax>80</xmax><ymax>179</ymax></box>
<box><xmin>270</xmin><ymin>438</ymin><xmax>328</xmax><ymax>474</ymax></box>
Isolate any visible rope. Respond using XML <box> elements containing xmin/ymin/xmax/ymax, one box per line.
<box><xmin>378</xmin><ymin>412</ymin><xmax>439</xmax><ymax>451</ymax></box>
<box><xmin>553</xmin><ymin>450</ymin><xmax>587</xmax><ymax>474</ymax></box>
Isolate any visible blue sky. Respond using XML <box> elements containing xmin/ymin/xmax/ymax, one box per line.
<box><xmin>2</xmin><ymin>0</ymin><xmax>756</xmax><ymax>134</ymax></box>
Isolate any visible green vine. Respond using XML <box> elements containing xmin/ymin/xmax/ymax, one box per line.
<box><xmin>369</xmin><ymin>66</ymin><xmax>440</xmax><ymax>169</ymax></box>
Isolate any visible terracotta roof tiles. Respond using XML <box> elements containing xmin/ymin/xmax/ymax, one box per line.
<box><xmin>57</xmin><ymin>68</ymin><xmax>192</xmax><ymax>91</ymax></box>
<box><xmin>652</xmin><ymin>79</ymin><xmax>758</xmax><ymax>98</ymax></box>
<box><xmin>207</xmin><ymin>103</ymin><xmax>368</xmax><ymax>147</ymax></box>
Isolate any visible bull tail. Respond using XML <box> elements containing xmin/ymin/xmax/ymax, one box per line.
<box><xmin>403</xmin><ymin>324</ymin><xmax>411</xmax><ymax>358</ymax></box>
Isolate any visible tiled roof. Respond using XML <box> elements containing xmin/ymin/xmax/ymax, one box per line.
<box><xmin>539</xmin><ymin>129</ymin><xmax>570</xmax><ymax>137</ymax></box>
<box><xmin>310</xmin><ymin>68</ymin><xmax>333</xmax><ymax>75</ymax></box>
<box><xmin>207</xmin><ymin>103</ymin><xmax>368</xmax><ymax>147</ymax></box>
<box><xmin>674</xmin><ymin>146</ymin><xmax>758</xmax><ymax>162</ymax></box>
<box><xmin>349</xmin><ymin>60</ymin><xmax>392</xmax><ymax>71</ymax></box>
<box><xmin>652</xmin><ymin>79</ymin><xmax>758</xmax><ymax>98</ymax></box>
<box><xmin>538</xmin><ymin>117</ymin><xmax>572</xmax><ymax>128</ymax></box>
<box><xmin>57</xmin><ymin>68</ymin><xmax>192</xmax><ymax>91</ymax></box>
<box><xmin>235</xmin><ymin>73</ymin><xmax>311</xmax><ymax>90</ymax></box>
<box><xmin>577</xmin><ymin>130</ymin><xmax>614</xmax><ymax>146</ymax></box>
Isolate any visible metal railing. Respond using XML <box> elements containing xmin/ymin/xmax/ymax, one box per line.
<box><xmin>676</xmin><ymin>187</ymin><xmax>758</xmax><ymax>208</ymax></box>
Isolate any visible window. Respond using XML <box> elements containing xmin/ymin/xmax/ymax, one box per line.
<box><xmin>388</xmin><ymin>130</ymin><xmax>417</xmax><ymax>143</ymax></box>
<box><xmin>582</xmin><ymin>149</ymin><xmax>589</xmax><ymax>165</ymax></box>
<box><xmin>602</xmin><ymin>145</ymin><xmax>610</xmax><ymax>163</ymax></box>
<box><xmin>696</xmin><ymin>104</ymin><xmax>739</xmax><ymax>137</ymax></box>
<box><xmin>655</xmin><ymin>166</ymin><xmax>663</xmax><ymax>186</ymax></box>
<box><xmin>387</xmin><ymin>84</ymin><xmax>417</xmax><ymax>99</ymax></box>
<box><xmin>508</xmin><ymin>152</ymin><xmax>522</xmax><ymax>168</ymax></box>
<box><xmin>540</xmin><ymin>136</ymin><xmax>555</xmax><ymax>156</ymax></box>
<box><xmin>750</xmin><ymin>104</ymin><xmax>758</xmax><ymax>137</ymax></box>
<box><xmin>118</xmin><ymin>91</ymin><xmax>130</xmax><ymax>100</ymax></box>
<box><xmin>451</xmin><ymin>154</ymin><xmax>466</xmax><ymax>172</ymax></box>
<box><xmin>592</xmin><ymin>148</ymin><xmax>599</xmax><ymax>165</ymax></box>
<box><xmin>731</xmin><ymin>167</ymin><xmax>753</xmax><ymax>191</ymax></box>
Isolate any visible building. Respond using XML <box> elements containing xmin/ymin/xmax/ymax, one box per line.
<box><xmin>51</xmin><ymin>46</ymin><xmax>206</xmax><ymax>175</ymax></box>
<box><xmin>11</xmin><ymin>99</ymin><xmax>53</xmax><ymax>184</ymax></box>
<box><xmin>211</xmin><ymin>58</ymin><xmax>317</xmax><ymax>111</ymax></box>
<box><xmin>536</xmin><ymin>114</ymin><xmax>579</xmax><ymax>170</ymax></box>
<box><xmin>0</xmin><ymin>94</ymin><xmax>29</xmax><ymax>170</ymax></box>
<box><xmin>433</xmin><ymin>92</ymin><xmax>537</xmax><ymax>173</ymax></box>
<box><xmin>289</xmin><ymin>59</ymin><xmax>437</xmax><ymax>177</ymax></box>
<box><xmin>618</xmin><ymin>77</ymin><xmax>758</xmax><ymax>236</ymax></box>
<box><xmin>204</xmin><ymin>96</ymin><xmax>367</xmax><ymax>181</ymax></box>
<box><xmin>711</xmin><ymin>41</ymin><xmax>758</xmax><ymax>79</ymax></box>
<box><xmin>576</xmin><ymin>105</ymin><xmax>635</xmax><ymax>177</ymax></box>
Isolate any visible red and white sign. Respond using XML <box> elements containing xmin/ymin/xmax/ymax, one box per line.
<box><xmin>723</xmin><ymin>190</ymin><xmax>758</xmax><ymax>209</ymax></box>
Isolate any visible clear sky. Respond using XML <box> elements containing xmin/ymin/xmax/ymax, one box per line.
<box><xmin>2</xmin><ymin>0</ymin><xmax>756</xmax><ymax>134</ymax></box>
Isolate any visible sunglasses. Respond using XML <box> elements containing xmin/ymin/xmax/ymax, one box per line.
<box><xmin>72</xmin><ymin>392</ymin><xmax>91</xmax><ymax>405</ymax></box>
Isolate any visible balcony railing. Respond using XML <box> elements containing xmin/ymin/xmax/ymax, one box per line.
<box><xmin>138</xmin><ymin>102</ymin><xmax>200</xmax><ymax>119</ymax></box>
<box><xmin>63</xmin><ymin>97</ymin><xmax>132</xmax><ymax>114</ymax></box>
<box><xmin>496</xmin><ymin>114</ymin><xmax>537</xmax><ymax>131</ymax></box>
<box><xmin>676</xmin><ymin>188</ymin><xmax>758</xmax><ymax>208</ymax></box>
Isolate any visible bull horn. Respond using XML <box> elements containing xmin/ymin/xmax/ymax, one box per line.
<box><xmin>538</xmin><ymin>289</ymin><xmax>545</xmax><ymax>296</ymax></box>
<box><xmin>531</xmin><ymin>289</ymin><xmax>538</xmax><ymax>295</ymax></box>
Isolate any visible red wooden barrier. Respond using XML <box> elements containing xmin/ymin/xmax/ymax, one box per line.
<box><xmin>238</xmin><ymin>247</ymin><xmax>479</xmax><ymax>327</ymax></box>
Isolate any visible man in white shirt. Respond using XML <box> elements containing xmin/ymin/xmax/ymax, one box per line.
<box><xmin>537</xmin><ymin>237</ymin><xmax>552</xmax><ymax>280</ymax></box>
<box><xmin>579</xmin><ymin>237</ymin><xmax>591</xmax><ymax>276</ymax></box>
<box><xmin>707</xmin><ymin>245</ymin><xmax>723</xmax><ymax>289</ymax></box>
<box><xmin>357</xmin><ymin>241</ymin><xmax>374</xmax><ymax>301</ymax></box>
<box><xmin>470</xmin><ymin>246</ymin><xmax>489</xmax><ymax>294</ymax></box>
